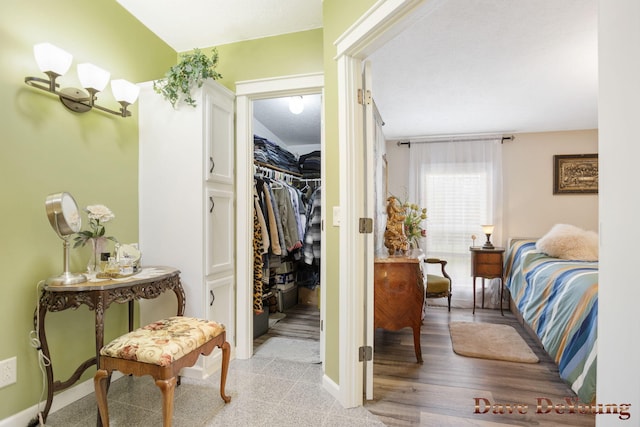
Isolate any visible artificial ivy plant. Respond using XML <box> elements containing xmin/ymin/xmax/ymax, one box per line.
<box><xmin>153</xmin><ymin>48</ymin><xmax>222</xmax><ymax>108</ymax></box>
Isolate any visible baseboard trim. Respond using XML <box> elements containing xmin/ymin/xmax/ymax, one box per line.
<box><xmin>0</xmin><ymin>372</ymin><xmax>123</xmax><ymax>427</ymax></box>
<box><xmin>322</xmin><ymin>373</ymin><xmax>343</xmax><ymax>406</ymax></box>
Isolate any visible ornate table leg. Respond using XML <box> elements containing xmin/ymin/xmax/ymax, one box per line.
<box><xmin>34</xmin><ymin>293</ymin><xmax>54</xmax><ymax>423</ymax></box>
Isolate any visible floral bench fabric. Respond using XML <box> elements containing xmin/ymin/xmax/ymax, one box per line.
<box><xmin>100</xmin><ymin>316</ymin><xmax>225</xmax><ymax>367</ymax></box>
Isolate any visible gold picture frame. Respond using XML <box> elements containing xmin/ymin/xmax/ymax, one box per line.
<box><xmin>553</xmin><ymin>154</ymin><xmax>598</xmax><ymax>194</ymax></box>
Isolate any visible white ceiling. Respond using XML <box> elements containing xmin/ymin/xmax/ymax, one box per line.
<box><xmin>117</xmin><ymin>0</ymin><xmax>598</xmax><ymax>144</ymax></box>
<box><xmin>116</xmin><ymin>0</ymin><xmax>323</xmax><ymax>51</ymax></box>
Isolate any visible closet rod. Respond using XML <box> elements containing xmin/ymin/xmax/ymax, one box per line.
<box><xmin>254</xmin><ymin>160</ymin><xmax>302</xmax><ymax>177</ymax></box>
<box><xmin>397</xmin><ymin>134</ymin><xmax>515</xmax><ymax>147</ymax></box>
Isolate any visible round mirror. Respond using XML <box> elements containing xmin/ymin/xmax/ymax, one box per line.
<box><xmin>46</xmin><ymin>192</ymin><xmax>81</xmax><ymax>237</ymax></box>
<box><xmin>45</xmin><ymin>192</ymin><xmax>87</xmax><ymax>285</ymax></box>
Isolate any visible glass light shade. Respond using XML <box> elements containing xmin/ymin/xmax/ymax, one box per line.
<box><xmin>289</xmin><ymin>96</ymin><xmax>304</xmax><ymax>114</ymax></box>
<box><xmin>77</xmin><ymin>63</ymin><xmax>110</xmax><ymax>92</ymax></box>
<box><xmin>34</xmin><ymin>43</ymin><xmax>72</xmax><ymax>76</ymax></box>
<box><xmin>111</xmin><ymin>79</ymin><xmax>140</xmax><ymax>104</ymax></box>
<box><xmin>481</xmin><ymin>224</ymin><xmax>495</xmax><ymax>235</ymax></box>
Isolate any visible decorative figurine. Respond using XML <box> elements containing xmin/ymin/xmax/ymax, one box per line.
<box><xmin>384</xmin><ymin>196</ymin><xmax>409</xmax><ymax>255</ymax></box>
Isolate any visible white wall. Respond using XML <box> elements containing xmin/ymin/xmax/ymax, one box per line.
<box><xmin>598</xmin><ymin>1</ymin><xmax>640</xmax><ymax>425</ymax></box>
<box><xmin>502</xmin><ymin>130</ymin><xmax>598</xmax><ymax>239</ymax></box>
<box><xmin>386</xmin><ymin>129</ymin><xmax>599</xmax><ymax>246</ymax></box>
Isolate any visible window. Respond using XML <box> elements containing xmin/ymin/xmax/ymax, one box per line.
<box><xmin>409</xmin><ymin>138</ymin><xmax>503</xmax><ymax>286</ymax></box>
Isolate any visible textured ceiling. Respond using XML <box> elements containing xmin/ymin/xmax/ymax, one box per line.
<box><xmin>118</xmin><ymin>0</ymin><xmax>598</xmax><ymax>145</ymax></box>
<box><xmin>368</xmin><ymin>0</ymin><xmax>598</xmax><ymax>140</ymax></box>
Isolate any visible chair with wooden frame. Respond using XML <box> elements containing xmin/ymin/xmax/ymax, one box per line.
<box><xmin>424</xmin><ymin>258</ymin><xmax>452</xmax><ymax>311</ymax></box>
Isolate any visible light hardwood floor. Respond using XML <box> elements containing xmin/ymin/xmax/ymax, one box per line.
<box><xmin>263</xmin><ymin>303</ymin><xmax>596</xmax><ymax>427</ymax></box>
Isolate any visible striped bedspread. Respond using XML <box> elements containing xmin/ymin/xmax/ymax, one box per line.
<box><xmin>504</xmin><ymin>239</ymin><xmax>598</xmax><ymax>404</ymax></box>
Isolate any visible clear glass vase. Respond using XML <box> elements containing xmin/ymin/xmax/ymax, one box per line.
<box><xmin>87</xmin><ymin>237</ymin><xmax>107</xmax><ymax>274</ymax></box>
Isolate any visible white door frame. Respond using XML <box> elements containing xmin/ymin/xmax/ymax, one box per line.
<box><xmin>334</xmin><ymin>0</ymin><xmax>432</xmax><ymax>408</ymax></box>
<box><xmin>235</xmin><ymin>73</ymin><xmax>325</xmax><ymax>360</ymax></box>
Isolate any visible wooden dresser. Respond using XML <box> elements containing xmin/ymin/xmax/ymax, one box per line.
<box><xmin>374</xmin><ymin>250</ymin><xmax>425</xmax><ymax>363</ymax></box>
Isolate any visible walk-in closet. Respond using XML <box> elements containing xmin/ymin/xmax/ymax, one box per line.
<box><xmin>250</xmin><ymin>94</ymin><xmax>322</xmax><ymax>349</ymax></box>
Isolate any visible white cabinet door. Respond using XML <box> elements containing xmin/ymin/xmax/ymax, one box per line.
<box><xmin>205</xmin><ymin>188</ymin><xmax>234</xmax><ymax>276</ymax></box>
<box><xmin>206</xmin><ymin>275</ymin><xmax>235</xmax><ymax>344</ymax></box>
<box><xmin>204</xmin><ymin>86</ymin><xmax>234</xmax><ymax>185</ymax></box>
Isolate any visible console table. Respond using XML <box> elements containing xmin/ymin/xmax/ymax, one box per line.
<box><xmin>34</xmin><ymin>266</ymin><xmax>185</xmax><ymax>423</ymax></box>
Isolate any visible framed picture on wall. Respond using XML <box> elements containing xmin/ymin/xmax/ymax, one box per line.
<box><xmin>553</xmin><ymin>154</ymin><xmax>599</xmax><ymax>194</ymax></box>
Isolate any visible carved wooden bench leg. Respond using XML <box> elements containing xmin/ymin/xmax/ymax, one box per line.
<box><xmin>220</xmin><ymin>340</ymin><xmax>231</xmax><ymax>403</ymax></box>
<box><xmin>156</xmin><ymin>377</ymin><xmax>177</xmax><ymax>426</ymax></box>
<box><xmin>94</xmin><ymin>369</ymin><xmax>110</xmax><ymax>426</ymax></box>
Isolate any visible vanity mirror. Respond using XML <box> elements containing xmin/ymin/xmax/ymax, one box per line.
<box><xmin>45</xmin><ymin>192</ymin><xmax>87</xmax><ymax>285</ymax></box>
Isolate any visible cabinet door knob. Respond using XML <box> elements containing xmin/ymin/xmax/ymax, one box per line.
<box><xmin>210</xmin><ymin>157</ymin><xmax>215</xmax><ymax>173</ymax></box>
<box><xmin>209</xmin><ymin>196</ymin><xmax>215</xmax><ymax>213</ymax></box>
<box><xmin>210</xmin><ymin>290</ymin><xmax>215</xmax><ymax>306</ymax></box>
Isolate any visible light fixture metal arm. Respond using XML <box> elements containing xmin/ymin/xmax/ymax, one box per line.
<box><xmin>24</xmin><ymin>75</ymin><xmax>132</xmax><ymax>118</ymax></box>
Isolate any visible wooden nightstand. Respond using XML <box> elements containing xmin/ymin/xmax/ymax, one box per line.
<box><xmin>470</xmin><ymin>247</ymin><xmax>505</xmax><ymax>315</ymax></box>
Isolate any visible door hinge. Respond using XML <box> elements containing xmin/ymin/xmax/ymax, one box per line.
<box><xmin>359</xmin><ymin>346</ymin><xmax>373</xmax><ymax>362</ymax></box>
<box><xmin>359</xmin><ymin>217</ymin><xmax>373</xmax><ymax>234</ymax></box>
<box><xmin>357</xmin><ymin>89</ymin><xmax>372</xmax><ymax>105</ymax></box>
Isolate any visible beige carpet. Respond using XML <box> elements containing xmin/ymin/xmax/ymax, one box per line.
<box><xmin>449</xmin><ymin>321</ymin><xmax>539</xmax><ymax>363</ymax></box>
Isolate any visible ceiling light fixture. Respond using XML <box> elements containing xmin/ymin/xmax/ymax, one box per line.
<box><xmin>24</xmin><ymin>43</ymin><xmax>140</xmax><ymax>118</ymax></box>
<box><xmin>289</xmin><ymin>96</ymin><xmax>304</xmax><ymax>115</ymax></box>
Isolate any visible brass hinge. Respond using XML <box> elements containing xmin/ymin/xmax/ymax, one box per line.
<box><xmin>357</xmin><ymin>89</ymin><xmax>372</xmax><ymax>105</ymax></box>
<box><xmin>359</xmin><ymin>218</ymin><xmax>373</xmax><ymax>234</ymax></box>
<box><xmin>359</xmin><ymin>346</ymin><xmax>373</xmax><ymax>362</ymax></box>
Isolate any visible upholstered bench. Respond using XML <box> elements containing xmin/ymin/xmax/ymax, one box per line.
<box><xmin>94</xmin><ymin>316</ymin><xmax>231</xmax><ymax>427</ymax></box>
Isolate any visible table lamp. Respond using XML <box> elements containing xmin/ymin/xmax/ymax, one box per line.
<box><xmin>481</xmin><ymin>224</ymin><xmax>495</xmax><ymax>249</ymax></box>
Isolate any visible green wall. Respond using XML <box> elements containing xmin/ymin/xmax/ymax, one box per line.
<box><xmin>1</xmin><ymin>0</ymin><xmax>379</xmax><ymax>418</ymax></box>
<box><xmin>212</xmin><ymin>29</ymin><xmax>323</xmax><ymax>91</ymax></box>
<box><xmin>0</xmin><ymin>0</ymin><xmax>175</xmax><ymax>419</ymax></box>
<box><xmin>321</xmin><ymin>0</ymin><xmax>378</xmax><ymax>384</ymax></box>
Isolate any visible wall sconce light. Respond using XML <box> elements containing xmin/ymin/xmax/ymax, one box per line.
<box><xmin>24</xmin><ymin>43</ymin><xmax>139</xmax><ymax>118</ymax></box>
<box><xmin>481</xmin><ymin>224</ymin><xmax>495</xmax><ymax>249</ymax></box>
<box><xmin>288</xmin><ymin>96</ymin><xmax>304</xmax><ymax>115</ymax></box>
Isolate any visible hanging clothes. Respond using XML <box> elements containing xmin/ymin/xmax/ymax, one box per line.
<box><xmin>303</xmin><ymin>186</ymin><xmax>322</xmax><ymax>265</ymax></box>
<box><xmin>252</xmin><ymin>203</ymin><xmax>264</xmax><ymax>314</ymax></box>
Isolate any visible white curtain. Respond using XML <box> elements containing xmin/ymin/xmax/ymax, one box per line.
<box><xmin>407</xmin><ymin>138</ymin><xmax>503</xmax><ymax>299</ymax></box>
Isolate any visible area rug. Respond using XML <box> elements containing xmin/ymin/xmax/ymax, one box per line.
<box><xmin>254</xmin><ymin>337</ymin><xmax>321</xmax><ymax>363</ymax></box>
<box><xmin>449</xmin><ymin>321</ymin><xmax>539</xmax><ymax>363</ymax></box>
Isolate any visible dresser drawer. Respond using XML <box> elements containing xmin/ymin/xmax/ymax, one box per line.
<box><xmin>474</xmin><ymin>263</ymin><xmax>503</xmax><ymax>277</ymax></box>
<box><xmin>471</xmin><ymin>250</ymin><xmax>504</xmax><ymax>278</ymax></box>
<box><xmin>475</xmin><ymin>252</ymin><xmax>502</xmax><ymax>264</ymax></box>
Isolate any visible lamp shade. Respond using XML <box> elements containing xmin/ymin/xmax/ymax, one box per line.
<box><xmin>111</xmin><ymin>79</ymin><xmax>140</xmax><ymax>104</ymax></box>
<box><xmin>77</xmin><ymin>63</ymin><xmax>110</xmax><ymax>92</ymax></box>
<box><xmin>34</xmin><ymin>43</ymin><xmax>72</xmax><ymax>76</ymax></box>
<box><xmin>481</xmin><ymin>224</ymin><xmax>495</xmax><ymax>235</ymax></box>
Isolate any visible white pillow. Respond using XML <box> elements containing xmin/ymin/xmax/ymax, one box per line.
<box><xmin>536</xmin><ymin>224</ymin><xmax>599</xmax><ymax>261</ymax></box>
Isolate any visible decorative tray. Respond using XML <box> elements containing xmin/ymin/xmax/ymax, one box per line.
<box><xmin>96</xmin><ymin>271</ymin><xmax>138</xmax><ymax>280</ymax></box>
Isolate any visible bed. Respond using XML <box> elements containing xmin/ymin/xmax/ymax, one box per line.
<box><xmin>504</xmin><ymin>238</ymin><xmax>598</xmax><ymax>404</ymax></box>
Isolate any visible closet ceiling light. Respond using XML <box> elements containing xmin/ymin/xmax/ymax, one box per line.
<box><xmin>24</xmin><ymin>43</ymin><xmax>139</xmax><ymax>118</ymax></box>
<box><xmin>288</xmin><ymin>96</ymin><xmax>304</xmax><ymax>115</ymax></box>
